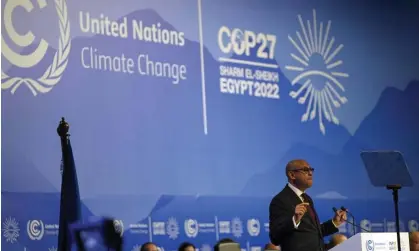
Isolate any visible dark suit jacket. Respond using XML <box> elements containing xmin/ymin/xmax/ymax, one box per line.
<box><xmin>269</xmin><ymin>185</ymin><xmax>338</xmax><ymax>251</ymax></box>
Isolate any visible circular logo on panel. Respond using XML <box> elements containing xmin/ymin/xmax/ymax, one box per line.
<box><xmin>360</xmin><ymin>219</ymin><xmax>372</xmax><ymax>232</ymax></box>
<box><xmin>184</xmin><ymin>219</ymin><xmax>198</xmax><ymax>238</ymax></box>
<box><xmin>408</xmin><ymin>220</ymin><xmax>418</xmax><ymax>232</ymax></box>
<box><xmin>113</xmin><ymin>220</ymin><xmax>124</xmax><ymax>237</ymax></box>
<box><xmin>1</xmin><ymin>0</ymin><xmax>71</xmax><ymax>96</ymax></box>
<box><xmin>247</xmin><ymin>218</ymin><xmax>260</xmax><ymax>237</ymax></box>
<box><xmin>27</xmin><ymin>220</ymin><xmax>44</xmax><ymax>240</ymax></box>
<box><xmin>285</xmin><ymin>9</ymin><xmax>348</xmax><ymax>135</ymax></box>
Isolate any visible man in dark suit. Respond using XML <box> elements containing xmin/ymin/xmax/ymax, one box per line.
<box><xmin>269</xmin><ymin>159</ymin><xmax>347</xmax><ymax>251</ymax></box>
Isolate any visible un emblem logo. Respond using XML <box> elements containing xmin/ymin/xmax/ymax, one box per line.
<box><xmin>113</xmin><ymin>220</ymin><xmax>124</xmax><ymax>237</ymax></box>
<box><xmin>1</xmin><ymin>0</ymin><xmax>71</xmax><ymax>96</ymax></box>
<box><xmin>184</xmin><ymin>219</ymin><xmax>198</xmax><ymax>238</ymax></box>
<box><xmin>27</xmin><ymin>220</ymin><xmax>44</xmax><ymax>240</ymax></box>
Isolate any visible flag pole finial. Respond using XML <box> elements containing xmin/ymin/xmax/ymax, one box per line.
<box><xmin>57</xmin><ymin>117</ymin><xmax>69</xmax><ymax>138</ymax></box>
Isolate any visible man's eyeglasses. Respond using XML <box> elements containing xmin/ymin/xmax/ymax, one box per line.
<box><xmin>291</xmin><ymin>167</ymin><xmax>315</xmax><ymax>174</ymax></box>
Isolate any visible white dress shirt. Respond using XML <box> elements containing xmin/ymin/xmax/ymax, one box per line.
<box><xmin>288</xmin><ymin>183</ymin><xmax>338</xmax><ymax>229</ymax></box>
<box><xmin>288</xmin><ymin>183</ymin><xmax>305</xmax><ymax>228</ymax></box>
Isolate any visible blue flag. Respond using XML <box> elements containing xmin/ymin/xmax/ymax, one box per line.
<box><xmin>57</xmin><ymin>136</ymin><xmax>81</xmax><ymax>251</ymax></box>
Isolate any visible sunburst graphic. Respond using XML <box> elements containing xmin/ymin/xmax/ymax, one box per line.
<box><xmin>285</xmin><ymin>9</ymin><xmax>349</xmax><ymax>135</ymax></box>
<box><xmin>2</xmin><ymin>217</ymin><xmax>20</xmax><ymax>243</ymax></box>
<box><xmin>132</xmin><ymin>244</ymin><xmax>141</xmax><ymax>251</ymax></box>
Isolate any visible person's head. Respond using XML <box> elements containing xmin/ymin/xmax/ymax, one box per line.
<box><xmin>410</xmin><ymin>231</ymin><xmax>419</xmax><ymax>251</ymax></box>
<box><xmin>214</xmin><ymin>238</ymin><xmax>236</xmax><ymax>251</ymax></box>
<box><xmin>264</xmin><ymin>243</ymin><xmax>280</xmax><ymax>251</ymax></box>
<box><xmin>286</xmin><ymin>159</ymin><xmax>314</xmax><ymax>191</ymax></box>
<box><xmin>328</xmin><ymin>234</ymin><xmax>347</xmax><ymax>249</ymax></box>
<box><xmin>178</xmin><ymin>242</ymin><xmax>196</xmax><ymax>251</ymax></box>
<box><xmin>141</xmin><ymin>242</ymin><xmax>158</xmax><ymax>251</ymax></box>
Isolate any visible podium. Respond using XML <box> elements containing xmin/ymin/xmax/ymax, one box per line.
<box><xmin>329</xmin><ymin>232</ymin><xmax>410</xmax><ymax>251</ymax></box>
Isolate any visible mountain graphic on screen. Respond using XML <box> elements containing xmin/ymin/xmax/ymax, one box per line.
<box><xmin>242</xmin><ymin>80</ymin><xmax>419</xmax><ymax>200</ymax></box>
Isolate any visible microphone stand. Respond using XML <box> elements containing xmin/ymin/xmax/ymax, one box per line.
<box><xmin>341</xmin><ymin>207</ymin><xmax>356</xmax><ymax>236</ymax></box>
<box><xmin>333</xmin><ymin>207</ymin><xmax>370</xmax><ymax>233</ymax></box>
<box><xmin>387</xmin><ymin>184</ymin><xmax>402</xmax><ymax>251</ymax></box>
<box><xmin>347</xmin><ymin>211</ymin><xmax>356</xmax><ymax>236</ymax></box>
<box><xmin>342</xmin><ymin>218</ymin><xmax>370</xmax><ymax>233</ymax></box>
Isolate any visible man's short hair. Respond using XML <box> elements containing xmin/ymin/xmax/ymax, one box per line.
<box><xmin>285</xmin><ymin>159</ymin><xmax>307</xmax><ymax>177</ymax></box>
<box><xmin>214</xmin><ymin>238</ymin><xmax>235</xmax><ymax>251</ymax></box>
<box><xmin>141</xmin><ymin>242</ymin><xmax>157</xmax><ymax>251</ymax></box>
<box><xmin>178</xmin><ymin>242</ymin><xmax>196</xmax><ymax>251</ymax></box>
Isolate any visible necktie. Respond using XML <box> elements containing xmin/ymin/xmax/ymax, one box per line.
<box><xmin>301</xmin><ymin>193</ymin><xmax>319</xmax><ymax>224</ymax></box>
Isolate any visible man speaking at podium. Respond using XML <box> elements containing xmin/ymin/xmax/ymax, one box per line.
<box><xmin>269</xmin><ymin>159</ymin><xmax>347</xmax><ymax>251</ymax></box>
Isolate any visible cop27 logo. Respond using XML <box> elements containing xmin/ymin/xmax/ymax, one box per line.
<box><xmin>2</xmin><ymin>217</ymin><xmax>20</xmax><ymax>243</ymax></box>
<box><xmin>1</xmin><ymin>0</ymin><xmax>71</xmax><ymax>96</ymax></box>
<box><xmin>285</xmin><ymin>9</ymin><xmax>349</xmax><ymax>135</ymax></box>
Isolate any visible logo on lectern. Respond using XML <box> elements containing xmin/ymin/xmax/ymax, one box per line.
<box><xmin>366</xmin><ymin>240</ymin><xmax>375</xmax><ymax>251</ymax></box>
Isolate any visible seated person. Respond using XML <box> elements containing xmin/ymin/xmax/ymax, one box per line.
<box><xmin>214</xmin><ymin>238</ymin><xmax>238</xmax><ymax>251</ymax></box>
<box><xmin>179</xmin><ymin>242</ymin><xmax>196</xmax><ymax>251</ymax></box>
<box><xmin>325</xmin><ymin>233</ymin><xmax>347</xmax><ymax>250</ymax></box>
<box><xmin>141</xmin><ymin>242</ymin><xmax>158</xmax><ymax>251</ymax></box>
<box><xmin>264</xmin><ymin>243</ymin><xmax>280</xmax><ymax>251</ymax></box>
<box><xmin>410</xmin><ymin>231</ymin><xmax>419</xmax><ymax>251</ymax></box>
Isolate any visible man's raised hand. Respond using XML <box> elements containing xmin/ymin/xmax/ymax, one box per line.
<box><xmin>294</xmin><ymin>202</ymin><xmax>310</xmax><ymax>224</ymax></box>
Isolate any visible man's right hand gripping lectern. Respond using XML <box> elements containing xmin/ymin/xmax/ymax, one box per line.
<box><xmin>329</xmin><ymin>232</ymin><xmax>411</xmax><ymax>251</ymax></box>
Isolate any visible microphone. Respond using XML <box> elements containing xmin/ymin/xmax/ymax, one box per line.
<box><xmin>332</xmin><ymin>207</ymin><xmax>370</xmax><ymax>233</ymax></box>
<box><xmin>340</xmin><ymin>206</ymin><xmax>355</xmax><ymax>235</ymax></box>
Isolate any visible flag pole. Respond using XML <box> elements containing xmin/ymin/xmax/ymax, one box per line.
<box><xmin>57</xmin><ymin>117</ymin><xmax>81</xmax><ymax>251</ymax></box>
<box><xmin>57</xmin><ymin>117</ymin><xmax>69</xmax><ymax>147</ymax></box>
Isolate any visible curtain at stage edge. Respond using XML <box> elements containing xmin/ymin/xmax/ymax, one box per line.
<box><xmin>57</xmin><ymin>137</ymin><xmax>81</xmax><ymax>251</ymax></box>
